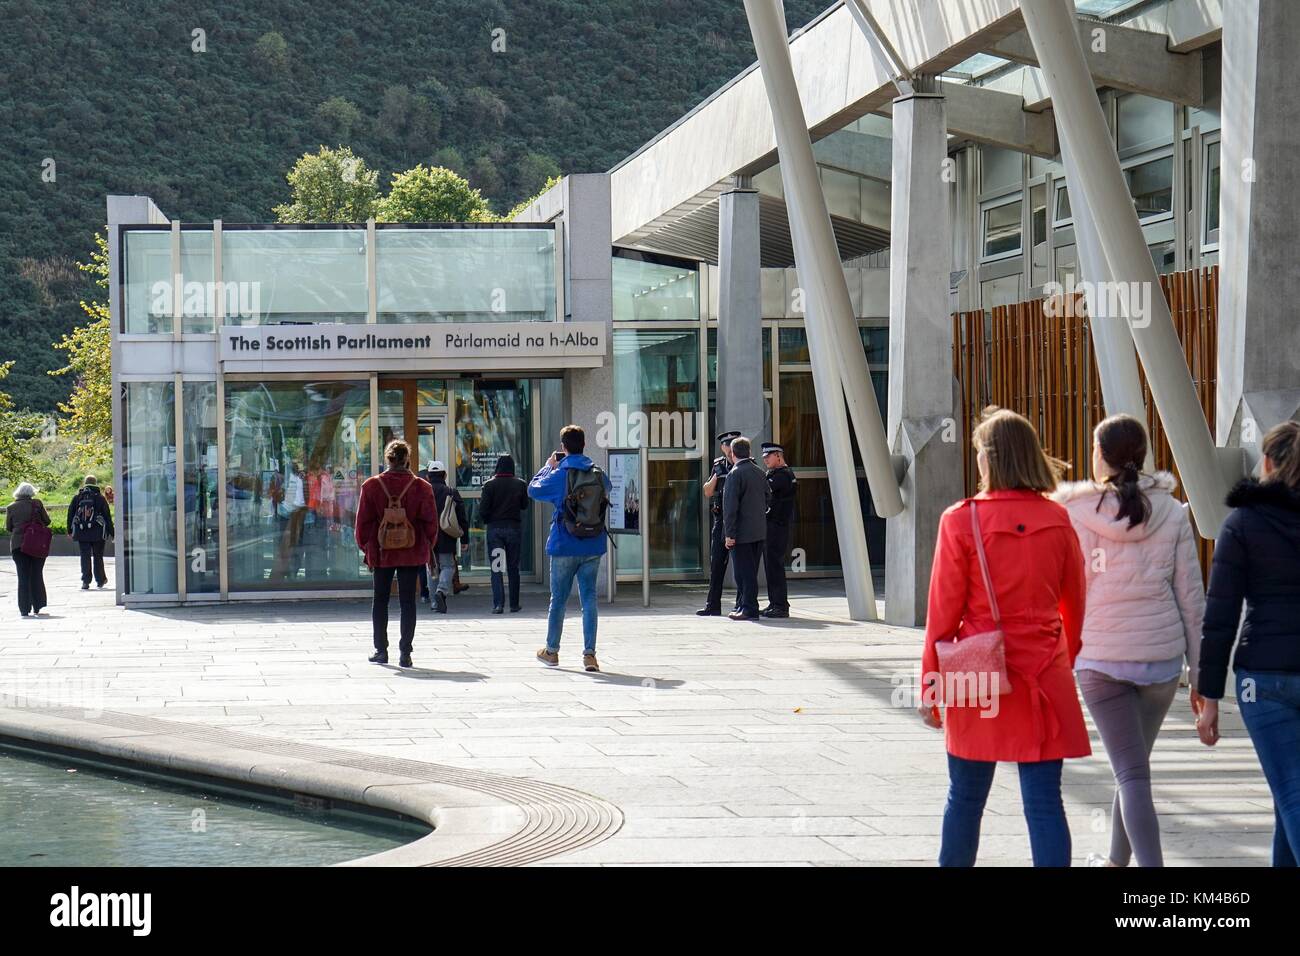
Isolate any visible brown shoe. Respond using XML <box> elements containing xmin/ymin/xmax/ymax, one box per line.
<box><xmin>536</xmin><ymin>648</ymin><xmax>559</xmax><ymax>667</ymax></box>
<box><xmin>583</xmin><ymin>653</ymin><xmax>600</xmax><ymax>673</ymax></box>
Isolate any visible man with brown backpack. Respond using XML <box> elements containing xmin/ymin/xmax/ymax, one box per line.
<box><xmin>354</xmin><ymin>440</ymin><xmax>438</xmax><ymax>667</ymax></box>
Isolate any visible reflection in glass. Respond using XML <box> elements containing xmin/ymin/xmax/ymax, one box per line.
<box><xmin>377</xmin><ymin>228</ymin><xmax>555</xmax><ymax>323</ymax></box>
<box><xmin>182</xmin><ymin>382</ymin><xmax>220</xmax><ymax>594</ymax></box>
<box><xmin>983</xmin><ymin>200</ymin><xmax>1023</xmax><ymax>257</ymax></box>
<box><xmin>123</xmin><ymin>382</ymin><xmax>177</xmax><ymax>593</ymax></box>
<box><xmin>788</xmin><ymin>477</ymin><xmax>883</xmax><ymax>571</ymax></box>
<box><xmin>453</xmin><ymin>380</ymin><xmax>532</xmax><ymax>490</ymax></box>
<box><xmin>613</xmin><ymin>330</ymin><xmax>700</xmax><ymax>448</ymax></box>
<box><xmin>180</xmin><ymin>231</ymin><xmax>216</xmax><ymax>333</ymax></box>
<box><xmin>1125</xmin><ymin>156</ymin><xmax>1174</xmax><ymax>219</ymax></box>
<box><xmin>222</xmin><ymin>229</ymin><xmax>368</xmax><ymax>326</ymax></box>
<box><xmin>779</xmin><ymin>372</ymin><xmax>825</xmax><ymax>469</ymax></box>
<box><xmin>615</xmin><ymin>458</ymin><xmax>703</xmax><ymax>574</ymax></box>
<box><xmin>613</xmin><ymin>253</ymin><xmax>699</xmax><ymax>322</ymax></box>
<box><xmin>123</xmin><ymin>231</ymin><xmax>172</xmax><ymax>334</ymax></box>
<box><xmin>1205</xmin><ymin>141</ymin><xmax>1221</xmax><ymax>239</ymax></box>
<box><xmin>224</xmin><ymin>381</ymin><xmax>372</xmax><ymax>590</ymax></box>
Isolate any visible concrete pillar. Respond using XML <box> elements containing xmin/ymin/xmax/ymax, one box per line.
<box><xmin>716</xmin><ymin>183</ymin><xmax>767</xmax><ymax>443</ymax></box>
<box><xmin>558</xmin><ymin>174</ymin><xmax>616</xmax><ymax>591</ymax></box>
<box><xmin>1021</xmin><ymin>0</ymin><xmax>1232</xmax><ymax>537</ymax></box>
<box><xmin>1218</xmin><ymin>0</ymin><xmax>1300</xmax><ymax>468</ymax></box>
<box><xmin>884</xmin><ymin>88</ymin><xmax>963</xmax><ymax>627</ymax></box>
<box><xmin>744</xmin><ymin>0</ymin><xmax>882</xmax><ymax>620</ymax></box>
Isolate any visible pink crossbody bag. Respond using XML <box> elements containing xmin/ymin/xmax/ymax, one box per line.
<box><xmin>934</xmin><ymin>502</ymin><xmax>1012</xmax><ymax>698</ymax></box>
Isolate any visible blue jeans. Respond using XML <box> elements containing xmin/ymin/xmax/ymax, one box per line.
<box><xmin>487</xmin><ymin>524</ymin><xmax>522</xmax><ymax>610</ymax></box>
<box><xmin>546</xmin><ymin>554</ymin><xmax>601</xmax><ymax>655</ymax></box>
<box><xmin>1236</xmin><ymin>669</ymin><xmax>1300</xmax><ymax>867</ymax></box>
<box><xmin>940</xmin><ymin>754</ymin><xmax>1071</xmax><ymax>866</ymax></box>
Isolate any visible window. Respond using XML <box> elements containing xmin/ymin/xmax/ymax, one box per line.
<box><xmin>1030</xmin><ymin>184</ymin><xmax>1049</xmax><ymax>287</ymax></box>
<box><xmin>123</xmin><ymin>231</ymin><xmax>172</xmax><ymax>334</ymax></box>
<box><xmin>612</xmin><ymin>251</ymin><xmax>699</xmax><ymax>322</ymax></box>
<box><xmin>182</xmin><ymin>382</ymin><xmax>220</xmax><ymax>594</ymax></box>
<box><xmin>224</xmin><ymin>380</ymin><xmax>373</xmax><ymax>590</ymax></box>
<box><xmin>1124</xmin><ymin>155</ymin><xmax>1173</xmax><ymax>220</ymax></box>
<box><xmin>980</xmin><ymin>146</ymin><xmax>1022</xmax><ymax>195</ymax></box>
<box><xmin>377</xmin><ymin>227</ymin><xmax>555</xmax><ymax>323</ymax></box>
<box><xmin>179</xmin><ymin>231</ymin><xmax>216</xmax><ymax>333</ymax></box>
<box><xmin>1054</xmin><ymin>184</ymin><xmax>1072</xmax><ymax>224</ymax></box>
<box><xmin>982</xmin><ymin>199</ymin><xmax>1023</xmax><ymax>258</ymax></box>
<box><xmin>1204</xmin><ymin>140</ymin><xmax>1221</xmax><ymax>245</ymax></box>
<box><xmin>1118</xmin><ymin>94</ymin><xmax>1171</xmax><ymax>152</ymax></box>
<box><xmin>222</xmin><ymin>229</ymin><xmax>368</xmax><ymax>326</ymax></box>
<box><xmin>613</xmin><ymin>329</ymin><xmax>700</xmax><ymax>428</ymax></box>
<box><xmin>122</xmin><ymin>382</ymin><xmax>176</xmax><ymax>593</ymax></box>
<box><xmin>980</xmin><ymin>273</ymin><xmax>1023</xmax><ymax>309</ymax></box>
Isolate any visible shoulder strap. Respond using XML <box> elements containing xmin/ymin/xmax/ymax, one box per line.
<box><xmin>394</xmin><ymin>475</ymin><xmax>417</xmax><ymax>506</ymax></box>
<box><xmin>968</xmin><ymin>502</ymin><xmax>1001</xmax><ymax>626</ymax></box>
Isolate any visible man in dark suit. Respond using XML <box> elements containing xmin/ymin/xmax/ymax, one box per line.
<box><xmin>697</xmin><ymin>430</ymin><xmax>739</xmax><ymax>616</ymax></box>
<box><xmin>722</xmin><ymin>436</ymin><xmax>771</xmax><ymax>621</ymax></box>
<box><xmin>760</xmin><ymin>442</ymin><xmax>797</xmax><ymax>618</ymax></box>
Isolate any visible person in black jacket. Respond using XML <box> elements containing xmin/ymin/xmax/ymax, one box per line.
<box><xmin>67</xmin><ymin>476</ymin><xmax>114</xmax><ymax>590</ymax></box>
<box><xmin>722</xmin><ymin>436</ymin><xmax>771</xmax><ymax>621</ymax></box>
<box><xmin>424</xmin><ymin>461</ymin><xmax>467</xmax><ymax>614</ymax></box>
<box><xmin>1195</xmin><ymin>421</ymin><xmax>1300</xmax><ymax>866</ymax></box>
<box><xmin>478</xmin><ymin>455</ymin><xmax>528</xmax><ymax>614</ymax></box>
<box><xmin>759</xmin><ymin>442</ymin><xmax>797</xmax><ymax>618</ymax></box>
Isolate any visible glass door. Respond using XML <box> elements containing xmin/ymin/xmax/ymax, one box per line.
<box><xmin>376</xmin><ymin>378</ymin><xmax>449</xmax><ymax>471</ymax></box>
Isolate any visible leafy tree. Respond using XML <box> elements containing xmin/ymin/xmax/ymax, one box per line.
<box><xmin>49</xmin><ymin>233</ymin><xmax>112</xmax><ymax>470</ymax></box>
<box><xmin>375</xmin><ymin>85</ymin><xmax>440</xmax><ymax>163</ymax></box>
<box><xmin>273</xmin><ymin>147</ymin><xmax>380</xmax><ymax>223</ymax></box>
<box><xmin>513</xmin><ymin>153</ymin><xmax>562</xmax><ymax>198</ymax></box>
<box><xmin>463</xmin><ymin>86</ymin><xmax>507</xmax><ymax>136</ymax></box>
<box><xmin>431</xmin><ymin>147</ymin><xmax>467</xmax><ymax>176</ymax></box>
<box><xmin>314</xmin><ymin>96</ymin><xmax>363</xmax><ymax>142</ymax></box>
<box><xmin>0</xmin><ymin>362</ymin><xmax>51</xmax><ymax>489</ymax></box>
<box><xmin>468</xmin><ymin>154</ymin><xmax>503</xmax><ymax>200</ymax></box>
<box><xmin>376</xmin><ymin>165</ymin><xmax>491</xmax><ymax>223</ymax></box>
<box><xmin>252</xmin><ymin>31</ymin><xmax>290</xmax><ymax>77</ymax></box>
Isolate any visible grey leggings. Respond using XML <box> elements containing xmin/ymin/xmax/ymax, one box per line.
<box><xmin>1077</xmin><ymin>669</ymin><xmax>1180</xmax><ymax>867</ymax></box>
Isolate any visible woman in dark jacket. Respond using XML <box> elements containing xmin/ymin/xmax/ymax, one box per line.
<box><xmin>424</xmin><ymin>461</ymin><xmax>466</xmax><ymax>614</ymax></box>
<box><xmin>6</xmin><ymin>482</ymin><xmax>52</xmax><ymax>616</ymax></box>
<box><xmin>354</xmin><ymin>440</ymin><xmax>438</xmax><ymax>668</ymax></box>
<box><xmin>1196</xmin><ymin>421</ymin><xmax>1300</xmax><ymax>866</ymax></box>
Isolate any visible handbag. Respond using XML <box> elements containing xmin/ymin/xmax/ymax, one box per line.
<box><xmin>934</xmin><ymin>502</ymin><xmax>1012</xmax><ymax>700</ymax></box>
<box><xmin>21</xmin><ymin>516</ymin><xmax>53</xmax><ymax>559</ymax></box>
<box><xmin>439</xmin><ymin>491</ymin><xmax>463</xmax><ymax>538</ymax></box>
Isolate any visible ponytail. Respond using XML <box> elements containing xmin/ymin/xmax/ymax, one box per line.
<box><xmin>1262</xmin><ymin>421</ymin><xmax>1300</xmax><ymax>493</ymax></box>
<box><xmin>1094</xmin><ymin>414</ymin><xmax>1151</xmax><ymax>529</ymax></box>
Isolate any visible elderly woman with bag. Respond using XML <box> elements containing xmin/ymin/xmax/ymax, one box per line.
<box><xmin>6</xmin><ymin>482</ymin><xmax>53</xmax><ymax>617</ymax></box>
<box><xmin>920</xmin><ymin>408</ymin><xmax>1089</xmax><ymax>866</ymax></box>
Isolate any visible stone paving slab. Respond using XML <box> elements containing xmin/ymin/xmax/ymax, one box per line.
<box><xmin>0</xmin><ymin>557</ymin><xmax>1275</xmax><ymax>866</ymax></box>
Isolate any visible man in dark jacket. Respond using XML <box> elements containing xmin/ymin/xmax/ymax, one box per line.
<box><xmin>424</xmin><ymin>461</ymin><xmax>467</xmax><ymax>614</ymax></box>
<box><xmin>760</xmin><ymin>442</ymin><xmax>798</xmax><ymax>618</ymax></box>
<box><xmin>478</xmin><ymin>454</ymin><xmax>529</xmax><ymax>613</ymax></box>
<box><xmin>67</xmin><ymin>476</ymin><xmax>114</xmax><ymax>589</ymax></box>
<box><xmin>722</xmin><ymin>436</ymin><xmax>771</xmax><ymax>621</ymax></box>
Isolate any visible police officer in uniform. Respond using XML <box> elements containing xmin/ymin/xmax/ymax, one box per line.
<box><xmin>759</xmin><ymin>442</ymin><xmax>797</xmax><ymax>618</ymax></box>
<box><xmin>697</xmin><ymin>430</ymin><xmax>739</xmax><ymax>616</ymax></box>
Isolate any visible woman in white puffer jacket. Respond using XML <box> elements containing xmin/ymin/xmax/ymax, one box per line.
<box><xmin>1052</xmin><ymin>414</ymin><xmax>1205</xmax><ymax>867</ymax></box>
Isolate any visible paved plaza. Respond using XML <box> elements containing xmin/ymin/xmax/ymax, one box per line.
<box><xmin>0</xmin><ymin>556</ymin><xmax>1275</xmax><ymax>866</ymax></box>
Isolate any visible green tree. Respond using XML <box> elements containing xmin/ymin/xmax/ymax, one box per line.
<box><xmin>252</xmin><ymin>31</ymin><xmax>290</xmax><ymax>76</ymax></box>
<box><xmin>314</xmin><ymin>96</ymin><xmax>363</xmax><ymax>142</ymax></box>
<box><xmin>513</xmin><ymin>153</ymin><xmax>562</xmax><ymax>198</ymax></box>
<box><xmin>376</xmin><ymin>165</ymin><xmax>491</xmax><ymax>223</ymax></box>
<box><xmin>273</xmin><ymin>147</ymin><xmax>380</xmax><ymax>223</ymax></box>
<box><xmin>0</xmin><ymin>362</ymin><xmax>51</xmax><ymax>489</ymax></box>
<box><xmin>49</xmin><ymin>233</ymin><xmax>112</xmax><ymax>470</ymax></box>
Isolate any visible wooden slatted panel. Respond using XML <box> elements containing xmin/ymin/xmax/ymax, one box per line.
<box><xmin>953</xmin><ymin>265</ymin><xmax>1220</xmax><ymax>580</ymax></box>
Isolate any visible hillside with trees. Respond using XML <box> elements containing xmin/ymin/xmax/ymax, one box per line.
<box><xmin>0</xmin><ymin>0</ymin><xmax>825</xmax><ymax>412</ymax></box>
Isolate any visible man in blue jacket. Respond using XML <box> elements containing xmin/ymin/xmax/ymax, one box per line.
<box><xmin>529</xmin><ymin>424</ymin><xmax>611</xmax><ymax>673</ymax></box>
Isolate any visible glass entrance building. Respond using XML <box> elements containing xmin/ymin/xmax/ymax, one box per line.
<box><xmin>107</xmin><ymin>198</ymin><xmax>889</xmax><ymax>605</ymax></box>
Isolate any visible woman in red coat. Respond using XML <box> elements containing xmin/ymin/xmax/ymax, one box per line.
<box><xmin>354</xmin><ymin>440</ymin><xmax>438</xmax><ymax>668</ymax></box>
<box><xmin>920</xmin><ymin>408</ymin><xmax>1088</xmax><ymax>866</ymax></box>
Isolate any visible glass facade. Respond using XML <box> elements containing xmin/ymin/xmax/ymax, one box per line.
<box><xmin>123</xmin><ymin>231</ymin><xmax>172</xmax><ymax>334</ymax></box>
<box><xmin>224</xmin><ymin>380</ymin><xmax>372</xmax><ymax>591</ymax></box>
<box><xmin>182</xmin><ymin>382</ymin><xmax>220</xmax><ymax>594</ymax></box>
<box><xmin>122</xmin><ymin>382</ymin><xmax>177</xmax><ymax>594</ymax></box>
<box><xmin>612</xmin><ymin>252</ymin><xmax>699</xmax><ymax>322</ymax></box>
<box><xmin>222</xmin><ymin>228</ymin><xmax>368</xmax><ymax>326</ymax></box>
<box><xmin>377</xmin><ymin>227</ymin><xmax>555</xmax><ymax>323</ymax></box>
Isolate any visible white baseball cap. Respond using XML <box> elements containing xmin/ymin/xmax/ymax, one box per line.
<box><xmin>428</xmin><ymin>461</ymin><xmax>447</xmax><ymax>473</ymax></box>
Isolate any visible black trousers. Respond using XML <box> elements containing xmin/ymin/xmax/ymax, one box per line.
<box><xmin>372</xmin><ymin>565</ymin><xmax>420</xmax><ymax>654</ymax></box>
<box><xmin>78</xmin><ymin>539</ymin><xmax>107</xmax><ymax>586</ymax></box>
<box><xmin>731</xmin><ymin>539</ymin><xmax>763</xmax><ymax>616</ymax></box>
<box><xmin>763</xmin><ymin>522</ymin><xmax>790</xmax><ymax>611</ymax></box>
<box><xmin>486</xmin><ymin>523</ymin><xmax>522</xmax><ymax>610</ymax></box>
<box><xmin>12</xmin><ymin>549</ymin><xmax>47</xmax><ymax>616</ymax></box>
<box><xmin>705</xmin><ymin>513</ymin><xmax>731</xmax><ymax>610</ymax></box>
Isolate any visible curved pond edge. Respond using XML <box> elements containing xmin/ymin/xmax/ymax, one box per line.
<box><xmin>0</xmin><ymin>704</ymin><xmax>623</xmax><ymax>866</ymax></box>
